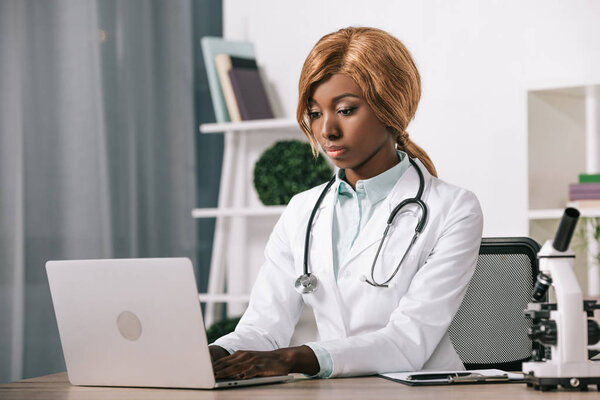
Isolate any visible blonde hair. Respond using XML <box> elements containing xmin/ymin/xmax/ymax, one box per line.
<box><xmin>296</xmin><ymin>26</ymin><xmax>437</xmax><ymax>177</ymax></box>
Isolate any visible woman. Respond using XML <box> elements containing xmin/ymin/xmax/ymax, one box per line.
<box><xmin>209</xmin><ymin>26</ymin><xmax>483</xmax><ymax>379</ymax></box>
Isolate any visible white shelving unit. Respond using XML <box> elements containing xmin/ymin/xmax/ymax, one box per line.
<box><xmin>527</xmin><ymin>84</ymin><xmax>600</xmax><ymax>296</ymax></box>
<box><xmin>528</xmin><ymin>209</ymin><xmax>600</xmax><ymax>220</ymax></box>
<box><xmin>194</xmin><ymin>118</ymin><xmax>300</xmax><ymax>327</ymax></box>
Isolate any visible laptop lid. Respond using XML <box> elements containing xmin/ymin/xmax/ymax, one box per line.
<box><xmin>46</xmin><ymin>258</ymin><xmax>217</xmax><ymax>389</ymax></box>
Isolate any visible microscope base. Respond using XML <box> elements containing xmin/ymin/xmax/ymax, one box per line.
<box><xmin>525</xmin><ymin>374</ymin><xmax>600</xmax><ymax>391</ymax></box>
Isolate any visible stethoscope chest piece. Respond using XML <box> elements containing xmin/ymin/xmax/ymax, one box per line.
<box><xmin>295</xmin><ymin>273</ymin><xmax>318</xmax><ymax>294</ymax></box>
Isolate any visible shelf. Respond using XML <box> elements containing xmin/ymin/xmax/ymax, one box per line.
<box><xmin>528</xmin><ymin>208</ymin><xmax>600</xmax><ymax>220</ymax></box>
<box><xmin>192</xmin><ymin>206</ymin><xmax>286</xmax><ymax>218</ymax></box>
<box><xmin>197</xmin><ymin>117</ymin><xmax>303</xmax><ymax>325</ymax></box>
<box><xmin>199</xmin><ymin>118</ymin><xmax>298</xmax><ymax>134</ymax></box>
<box><xmin>198</xmin><ymin>293</ymin><xmax>250</xmax><ymax>303</ymax></box>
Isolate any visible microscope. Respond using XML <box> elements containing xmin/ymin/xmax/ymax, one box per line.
<box><xmin>523</xmin><ymin>207</ymin><xmax>600</xmax><ymax>391</ymax></box>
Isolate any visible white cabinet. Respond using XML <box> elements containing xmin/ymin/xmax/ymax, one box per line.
<box><xmin>194</xmin><ymin>118</ymin><xmax>302</xmax><ymax>327</ymax></box>
<box><xmin>527</xmin><ymin>85</ymin><xmax>600</xmax><ymax>296</ymax></box>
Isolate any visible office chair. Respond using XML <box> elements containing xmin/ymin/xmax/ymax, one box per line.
<box><xmin>447</xmin><ymin>237</ymin><xmax>540</xmax><ymax>371</ymax></box>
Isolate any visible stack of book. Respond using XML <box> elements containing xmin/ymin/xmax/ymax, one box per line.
<box><xmin>215</xmin><ymin>54</ymin><xmax>274</xmax><ymax>122</ymax></box>
<box><xmin>569</xmin><ymin>173</ymin><xmax>600</xmax><ymax>209</ymax></box>
<box><xmin>201</xmin><ymin>37</ymin><xmax>274</xmax><ymax>123</ymax></box>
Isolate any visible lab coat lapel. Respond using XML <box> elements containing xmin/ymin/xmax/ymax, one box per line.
<box><xmin>341</xmin><ymin>199</ymin><xmax>389</xmax><ymax>265</ymax></box>
<box><xmin>341</xmin><ymin>160</ymin><xmax>427</xmax><ymax>267</ymax></box>
<box><xmin>310</xmin><ymin>190</ymin><xmax>336</xmax><ymax>283</ymax></box>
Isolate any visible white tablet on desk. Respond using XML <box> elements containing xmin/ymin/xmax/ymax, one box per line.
<box><xmin>46</xmin><ymin>257</ymin><xmax>292</xmax><ymax>389</ymax></box>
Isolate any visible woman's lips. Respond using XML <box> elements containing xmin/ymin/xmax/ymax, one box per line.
<box><xmin>324</xmin><ymin>146</ymin><xmax>346</xmax><ymax>158</ymax></box>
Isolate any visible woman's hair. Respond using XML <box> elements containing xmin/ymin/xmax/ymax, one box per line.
<box><xmin>296</xmin><ymin>26</ymin><xmax>437</xmax><ymax>177</ymax></box>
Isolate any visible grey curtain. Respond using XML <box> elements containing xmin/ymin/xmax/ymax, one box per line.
<box><xmin>0</xmin><ymin>0</ymin><xmax>199</xmax><ymax>382</ymax></box>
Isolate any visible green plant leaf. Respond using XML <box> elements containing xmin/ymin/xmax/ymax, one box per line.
<box><xmin>206</xmin><ymin>317</ymin><xmax>242</xmax><ymax>344</ymax></box>
<box><xmin>253</xmin><ymin>140</ymin><xmax>333</xmax><ymax>205</ymax></box>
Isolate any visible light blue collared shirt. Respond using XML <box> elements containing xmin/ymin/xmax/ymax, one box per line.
<box><xmin>305</xmin><ymin>150</ymin><xmax>410</xmax><ymax>378</ymax></box>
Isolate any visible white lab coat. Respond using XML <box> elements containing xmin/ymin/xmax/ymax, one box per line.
<box><xmin>214</xmin><ymin>158</ymin><xmax>484</xmax><ymax>377</ymax></box>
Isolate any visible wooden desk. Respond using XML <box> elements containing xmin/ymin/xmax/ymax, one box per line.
<box><xmin>0</xmin><ymin>372</ymin><xmax>596</xmax><ymax>400</ymax></box>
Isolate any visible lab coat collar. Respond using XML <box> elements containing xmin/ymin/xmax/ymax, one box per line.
<box><xmin>385</xmin><ymin>158</ymin><xmax>432</xmax><ymax>212</ymax></box>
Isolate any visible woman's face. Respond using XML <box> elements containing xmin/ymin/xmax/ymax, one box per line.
<box><xmin>308</xmin><ymin>73</ymin><xmax>398</xmax><ymax>185</ymax></box>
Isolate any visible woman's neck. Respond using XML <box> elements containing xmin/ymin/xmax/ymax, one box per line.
<box><xmin>344</xmin><ymin>146</ymin><xmax>399</xmax><ymax>190</ymax></box>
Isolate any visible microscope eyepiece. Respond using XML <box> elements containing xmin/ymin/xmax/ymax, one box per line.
<box><xmin>552</xmin><ymin>207</ymin><xmax>580</xmax><ymax>252</ymax></box>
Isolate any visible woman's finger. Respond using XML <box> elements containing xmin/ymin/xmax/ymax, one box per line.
<box><xmin>214</xmin><ymin>363</ymin><xmax>247</xmax><ymax>379</ymax></box>
<box><xmin>238</xmin><ymin>365</ymin><xmax>258</xmax><ymax>380</ymax></box>
<box><xmin>213</xmin><ymin>357</ymin><xmax>242</xmax><ymax>374</ymax></box>
<box><xmin>213</xmin><ymin>352</ymin><xmax>243</xmax><ymax>370</ymax></box>
<box><xmin>213</xmin><ymin>350</ymin><xmax>292</xmax><ymax>380</ymax></box>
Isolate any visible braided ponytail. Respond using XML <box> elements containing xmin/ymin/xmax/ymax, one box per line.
<box><xmin>394</xmin><ymin>130</ymin><xmax>437</xmax><ymax>177</ymax></box>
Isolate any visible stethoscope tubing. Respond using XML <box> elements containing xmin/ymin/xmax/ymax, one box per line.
<box><xmin>302</xmin><ymin>175</ymin><xmax>336</xmax><ymax>280</ymax></box>
<box><xmin>301</xmin><ymin>158</ymin><xmax>427</xmax><ymax>290</ymax></box>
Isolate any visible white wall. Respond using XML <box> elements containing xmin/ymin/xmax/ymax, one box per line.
<box><xmin>528</xmin><ymin>88</ymin><xmax>587</xmax><ymax>210</ymax></box>
<box><xmin>223</xmin><ymin>0</ymin><xmax>600</xmax><ymax>237</ymax></box>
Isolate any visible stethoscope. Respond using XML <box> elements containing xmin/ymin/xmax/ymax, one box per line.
<box><xmin>294</xmin><ymin>158</ymin><xmax>428</xmax><ymax>294</ymax></box>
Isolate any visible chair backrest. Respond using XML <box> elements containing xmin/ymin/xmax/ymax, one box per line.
<box><xmin>447</xmin><ymin>237</ymin><xmax>540</xmax><ymax>371</ymax></box>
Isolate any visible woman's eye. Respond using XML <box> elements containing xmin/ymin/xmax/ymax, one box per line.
<box><xmin>308</xmin><ymin>111</ymin><xmax>321</xmax><ymax>119</ymax></box>
<box><xmin>338</xmin><ymin>107</ymin><xmax>356</xmax><ymax>116</ymax></box>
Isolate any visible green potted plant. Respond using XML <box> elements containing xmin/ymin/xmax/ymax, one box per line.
<box><xmin>253</xmin><ymin>140</ymin><xmax>333</xmax><ymax>205</ymax></box>
<box><xmin>206</xmin><ymin>317</ymin><xmax>242</xmax><ymax>344</ymax></box>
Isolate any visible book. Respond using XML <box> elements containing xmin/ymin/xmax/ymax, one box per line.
<box><xmin>214</xmin><ymin>55</ymin><xmax>262</xmax><ymax>122</ymax></box>
<box><xmin>570</xmin><ymin>192</ymin><xmax>600</xmax><ymax>201</ymax></box>
<box><xmin>569</xmin><ymin>183</ymin><xmax>600</xmax><ymax>200</ymax></box>
<box><xmin>580</xmin><ymin>173</ymin><xmax>600</xmax><ymax>183</ymax></box>
<box><xmin>200</xmin><ymin>37</ymin><xmax>255</xmax><ymax>122</ymax></box>
<box><xmin>567</xmin><ymin>200</ymin><xmax>600</xmax><ymax>209</ymax></box>
<box><xmin>215</xmin><ymin>54</ymin><xmax>242</xmax><ymax>122</ymax></box>
<box><xmin>380</xmin><ymin>369</ymin><xmax>524</xmax><ymax>386</ymax></box>
<box><xmin>570</xmin><ymin>183</ymin><xmax>600</xmax><ymax>192</ymax></box>
<box><xmin>228</xmin><ymin>67</ymin><xmax>274</xmax><ymax>120</ymax></box>
<box><xmin>229</xmin><ymin>56</ymin><xmax>257</xmax><ymax>69</ymax></box>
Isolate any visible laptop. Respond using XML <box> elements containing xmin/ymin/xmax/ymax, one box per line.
<box><xmin>46</xmin><ymin>257</ymin><xmax>293</xmax><ymax>389</ymax></box>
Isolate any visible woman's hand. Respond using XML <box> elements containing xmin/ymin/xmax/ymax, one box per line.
<box><xmin>212</xmin><ymin>345</ymin><xmax>320</xmax><ymax>380</ymax></box>
<box><xmin>208</xmin><ymin>345</ymin><xmax>230</xmax><ymax>363</ymax></box>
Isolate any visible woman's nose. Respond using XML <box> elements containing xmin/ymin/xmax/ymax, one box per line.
<box><xmin>319</xmin><ymin>113</ymin><xmax>340</xmax><ymax>140</ymax></box>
